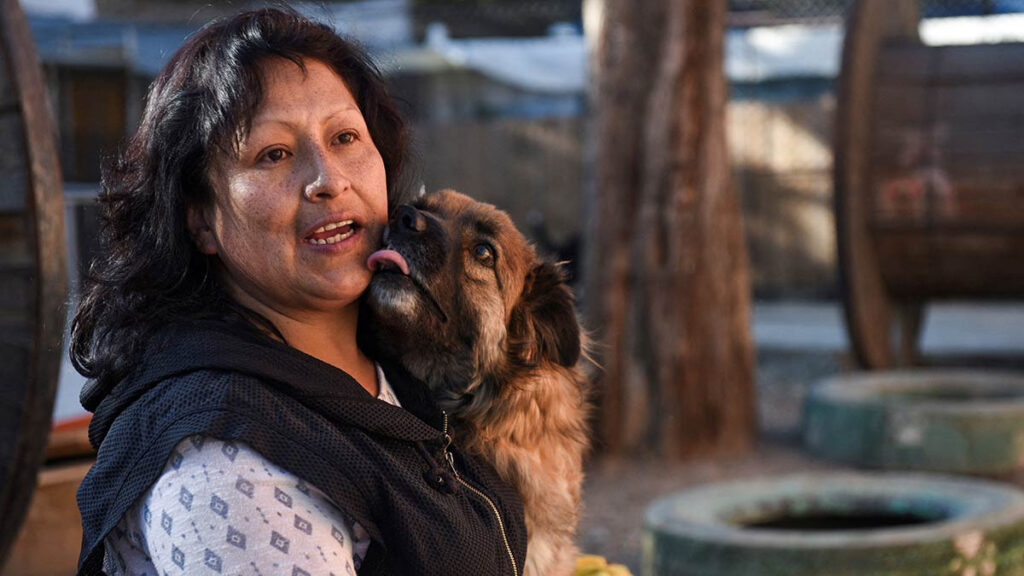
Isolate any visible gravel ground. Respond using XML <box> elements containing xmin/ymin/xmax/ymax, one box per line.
<box><xmin>578</xmin><ymin>349</ymin><xmax>852</xmax><ymax>573</ymax></box>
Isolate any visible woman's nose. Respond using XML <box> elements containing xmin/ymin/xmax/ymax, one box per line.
<box><xmin>302</xmin><ymin>148</ymin><xmax>350</xmax><ymax>201</ymax></box>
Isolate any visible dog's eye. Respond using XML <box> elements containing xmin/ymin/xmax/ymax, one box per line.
<box><xmin>473</xmin><ymin>243</ymin><xmax>496</xmax><ymax>267</ymax></box>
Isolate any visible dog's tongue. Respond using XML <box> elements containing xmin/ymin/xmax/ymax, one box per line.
<box><xmin>366</xmin><ymin>249</ymin><xmax>410</xmax><ymax>275</ymax></box>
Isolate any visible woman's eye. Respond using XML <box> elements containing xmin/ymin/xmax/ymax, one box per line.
<box><xmin>473</xmin><ymin>243</ymin><xmax>496</xmax><ymax>267</ymax></box>
<box><xmin>261</xmin><ymin>148</ymin><xmax>289</xmax><ymax>163</ymax></box>
<box><xmin>335</xmin><ymin>131</ymin><xmax>358</xmax><ymax>145</ymax></box>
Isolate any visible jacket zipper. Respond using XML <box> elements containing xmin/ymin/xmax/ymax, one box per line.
<box><xmin>442</xmin><ymin>411</ymin><xmax>519</xmax><ymax>576</ymax></box>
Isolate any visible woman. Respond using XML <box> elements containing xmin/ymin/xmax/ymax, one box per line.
<box><xmin>71</xmin><ymin>8</ymin><xmax>526</xmax><ymax>576</ymax></box>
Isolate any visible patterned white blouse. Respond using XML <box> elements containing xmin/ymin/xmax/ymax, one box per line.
<box><xmin>104</xmin><ymin>364</ymin><xmax>402</xmax><ymax>576</ymax></box>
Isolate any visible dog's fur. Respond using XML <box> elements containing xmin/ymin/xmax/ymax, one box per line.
<box><xmin>361</xmin><ymin>189</ymin><xmax>589</xmax><ymax>576</ymax></box>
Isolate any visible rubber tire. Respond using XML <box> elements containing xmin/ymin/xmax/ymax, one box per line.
<box><xmin>803</xmin><ymin>370</ymin><xmax>1024</xmax><ymax>474</ymax></box>
<box><xmin>644</xmin><ymin>473</ymin><xmax>1024</xmax><ymax>576</ymax></box>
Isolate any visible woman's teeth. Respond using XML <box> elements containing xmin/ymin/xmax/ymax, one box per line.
<box><xmin>305</xmin><ymin>220</ymin><xmax>356</xmax><ymax>245</ymax></box>
<box><xmin>314</xmin><ymin>220</ymin><xmax>352</xmax><ymax>233</ymax></box>
<box><xmin>313</xmin><ymin>231</ymin><xmax>353</xmax><ymax>245</ymax></box>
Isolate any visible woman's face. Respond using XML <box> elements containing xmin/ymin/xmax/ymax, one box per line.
<box><xmin>190</xmin><ymin>57</ymin><xmax>388</xmax><ymax>322</ymax></box>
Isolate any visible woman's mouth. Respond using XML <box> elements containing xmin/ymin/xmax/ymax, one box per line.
<box><xmin>304</xmin><ymin>220</ymin><xmax>357</xmax><ymax>245</ymax></box>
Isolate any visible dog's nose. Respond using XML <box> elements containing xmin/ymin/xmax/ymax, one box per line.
<box><xmin>396</xmin><ymin>205</ymin><xmax>427</xmax><ymax>233</ymax></box>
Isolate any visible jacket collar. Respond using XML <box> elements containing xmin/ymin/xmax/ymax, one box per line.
<box><xmin>87</xmin><ymin>318</ymin><xmax>446</xmax><ymax>448</ymax></box>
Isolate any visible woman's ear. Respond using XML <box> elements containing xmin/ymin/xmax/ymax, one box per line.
<box><xmin>187</xmin><ymin>205</ymin><xmax>219</xmax><ymax>255</ymax></box>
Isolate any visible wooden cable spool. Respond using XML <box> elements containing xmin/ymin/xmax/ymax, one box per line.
<box><xmin>835</xmin><ymin>0</ymin><xmax>1024</xmax><ymax>369</ymax></box>
<box><xmin>0</xmin><ymin>0</ymin><xmax>68</xmax><ymax>566</ymax></box>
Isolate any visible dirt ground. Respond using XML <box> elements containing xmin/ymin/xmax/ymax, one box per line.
<box><xmin>578</xmin><ymin>350</ymin><xmax>852</xmax><ymax>573</ymax></box>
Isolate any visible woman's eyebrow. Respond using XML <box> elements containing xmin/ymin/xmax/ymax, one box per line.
<box><xmin>251</xmin><ymin>106</ymin><xmax>362</xmax><ymax>130</ymax></box>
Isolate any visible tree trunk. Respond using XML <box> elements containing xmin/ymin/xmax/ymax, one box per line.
<box><xmin>583</xmin><ymin>0</ymin><xmax>756</xmax><ymax>459</ymax></box>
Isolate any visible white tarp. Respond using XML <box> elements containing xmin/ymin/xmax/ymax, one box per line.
<box><xmin>920</xmin><ymin>12</ymin><xmax>1024</xmax><ymax>45</ymax></box>
<box><xmin>422</xmin><ymin>23</ymin><xmax>842</xmax><ymax>92</ymax></box>
<box><xmin>422</xmin><ymin>12</ymin><xmax>1024</xmax><ymax>93</ymax></box>
<box><xmin>726</xmin><ymin>23</ymin><xmax>843</xmax><ymax>82</ymax></box>
<box><xmin>425</xmin><ymin>25</ymin><xmax>586</xmax><ymax>94</ymax></box>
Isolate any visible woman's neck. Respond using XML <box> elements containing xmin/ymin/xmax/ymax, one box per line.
<box><xmin>253</xmin><ymin>304</ymin><xmax>379</xmax><ymax>397</ymax></box>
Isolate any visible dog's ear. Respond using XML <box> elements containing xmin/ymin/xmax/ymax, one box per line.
<box><xmin>509</xmin><ymin>261</ymin><xmax>581</xmax><ymax>368</ymax></box>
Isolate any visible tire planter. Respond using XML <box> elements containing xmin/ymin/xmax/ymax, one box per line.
<box><xmin>644</xmin><ymin>473</ymin><xmax>1024</xmax><ymax>576</ymax></box>
<box><xmin>803</xmin><ymin>370</ymin><xmax>1024</xmax><ymax>474</ymax></box>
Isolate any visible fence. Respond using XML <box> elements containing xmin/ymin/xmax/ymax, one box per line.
<box><xmin>412</xmin><ymin>92</ymin><xmax>838</xmax><ymax>297</ymax></box>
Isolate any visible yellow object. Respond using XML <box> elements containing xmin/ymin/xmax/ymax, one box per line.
<box><xmin>574</xmin><ymin>555</ymin><xmax>634</xmax><ymax>576</ymax></box>
<box><xmin>574</xmin><ymin>554</ymin><xmax>607</xmax><ymax>575</ymax></box>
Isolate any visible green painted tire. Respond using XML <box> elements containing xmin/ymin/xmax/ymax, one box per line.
<box><xmin>644</xmin><ymin>473</ymin><xmax>1024</xmax><ymax>576</ymax></box>
<box><xmin>803</xmin><ymin>370</ymin><xmax>1024</xmax><ymax>474</ymax></box>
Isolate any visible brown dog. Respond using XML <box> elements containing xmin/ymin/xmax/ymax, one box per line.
<box><xmin>362</xmin><ymin>189</ymin><xmax>589</xmax><ymax>576</ymax></box>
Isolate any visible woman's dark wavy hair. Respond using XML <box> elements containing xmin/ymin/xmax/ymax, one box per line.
<box><xmin>71</xmin><ymin>7</ymin><xmax>411</xmax><ymax>407</ymax></box>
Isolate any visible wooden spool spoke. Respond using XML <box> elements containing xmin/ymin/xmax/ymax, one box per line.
<box><xmin>835</xmin><ymin>0</ymin><xmax>920</xmax><ymax>369</ymax></box>
<box><xmin>0</xmin><ymin>0</ymin><xmax>68</xmax><ymax>567</ymax></box>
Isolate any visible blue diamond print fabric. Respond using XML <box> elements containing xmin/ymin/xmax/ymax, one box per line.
<box><xmin>103</xmin><ymin>364</ymin><xmax>399</xmax><ymax>575</ymax></box>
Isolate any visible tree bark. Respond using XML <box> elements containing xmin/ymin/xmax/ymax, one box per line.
<box><xmin>583</xmin><ymin>0</ymin><xmax>756</xmax><ymax>459</ymax></box>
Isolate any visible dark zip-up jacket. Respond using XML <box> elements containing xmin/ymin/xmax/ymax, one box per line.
<box><xmin>76</xmin><ymin>319</ymin><xmax>527</xmax><ymax>575</ymax></box>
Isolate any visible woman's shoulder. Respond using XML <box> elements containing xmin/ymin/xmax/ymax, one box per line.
<box><xmin>151</xmin><ymin>435</ymin><xmax>340</xmax><ymax>515</ymax></box>
<box><xmin>109</xmin><ymin>436</ymin><xmax>370</xmax><ymax>575</ymax></box>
